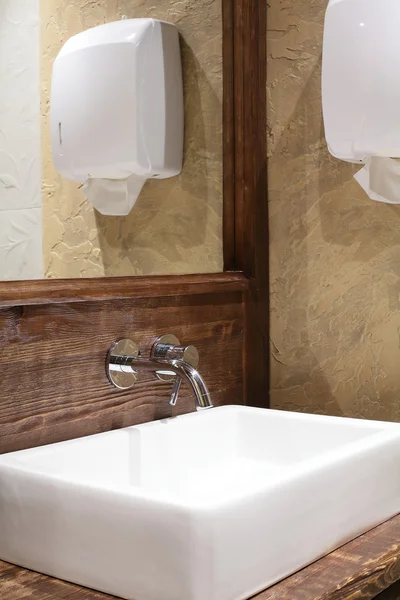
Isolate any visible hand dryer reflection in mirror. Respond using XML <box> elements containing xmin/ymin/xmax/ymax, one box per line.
<box><xmin>50</xmin><ymin>18</ymin><xmax>184</xmax><ymax>216</ymax></box>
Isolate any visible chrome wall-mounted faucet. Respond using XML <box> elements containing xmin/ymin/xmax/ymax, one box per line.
<box><xmin>106</xmin><ymin>335</ymin><xmax>213</xmax><ymax>411</ymax></box>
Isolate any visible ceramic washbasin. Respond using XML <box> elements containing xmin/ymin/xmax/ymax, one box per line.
<box><xmin>0</xmin><ymin>406</ymin><xmax>400</xmax><ymax>600</ymax></box>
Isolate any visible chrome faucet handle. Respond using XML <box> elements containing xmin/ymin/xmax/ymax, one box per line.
<box><xmin>151</xmin><ymin>335</ymin><xmax>200</xmax><ymax>406</ymax></box>
<box><xmin>106</xmin><ymin>339</ymin><xmax>140</xmax><ymax>389</ymax></box>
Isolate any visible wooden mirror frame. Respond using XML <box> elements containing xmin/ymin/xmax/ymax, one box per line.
<box><xmin>0</xmin><ymin>1</ymin><xmax>268</xmax><ymax>405</ymax></box>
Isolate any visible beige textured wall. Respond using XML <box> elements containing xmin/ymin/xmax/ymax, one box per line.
<box><xmin>41</xmin><ymin>0</ymin><xmax>223</xmax><ymax>278</ymax></box>
<box><xmin>269</xmin><ymin>0</ymin><xmax>400</xmax><ymax>421</ymax></box>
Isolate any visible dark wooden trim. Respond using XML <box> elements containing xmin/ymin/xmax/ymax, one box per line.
<box><xmin>233</xmin><ymin>0</ymin><xmax>269</xmax><ymax>408</ymax></box>
<box><xmin>233</xmin><ymin>0</ymin><xmax>268</xmax><ymax>278</ymax></box>
<box><xmin>222</xmin><ymin>0</ymin><xmax>236</xmax><ymax>271</ymax></box>
<box><xmin>255</xmin><ymin>514</ymin><xmax>400</xmax><ymax>600</ymax></box>
<box><xmin>0</xmin><ymin>272</ymin><xmax>249</xmax><ymax>308</ymax></box>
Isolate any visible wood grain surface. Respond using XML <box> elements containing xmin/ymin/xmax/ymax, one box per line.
<box><xmin>0</xmin><ymin>290</ymin><xmax>243</xmax><ymax>453</ymax></box>
<box><xmin>233</xmin><ymin>0</ymin><xmax>269</xmax><ymax>409</ymax></box>
<box><xmin>0</xmin><ymin>561</ymin><xmax>114</xmax><ymax>599</ymax></box>
<box><xmin>1</xmin><ymin>515</ymin><xmax>400</xmax><ymax>600</ymax></box>
<box><xmin>0</xmin><ymin>272</ymin><xmax>248</xmax><ymax>308</ymax></box>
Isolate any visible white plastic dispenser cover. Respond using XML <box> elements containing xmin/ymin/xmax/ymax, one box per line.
<box><xmin>322</xmin><ymin>0</ymin><xmax>400</xmax><ymax>203</ymax></box>
<box><xmin>51</xmin><ymin>19</ymin><xmax>184</xmax><ymax>216</ymax></box>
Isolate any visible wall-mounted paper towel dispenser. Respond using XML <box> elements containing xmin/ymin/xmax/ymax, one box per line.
<box><xmin>322</xmin><ymin>0</ymin><xmax>400</xmax><ymax>204</ymax></box>
<box><xmin>51</xmin><ymin>18</ymin><xmax>183</xmax><ymax>216</ymax></box>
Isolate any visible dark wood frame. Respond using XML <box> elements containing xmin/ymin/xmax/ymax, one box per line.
<box><xmin>0</xmin><ymin>1</ymin><xmax>268</xmax><ymax>407</ymax></box>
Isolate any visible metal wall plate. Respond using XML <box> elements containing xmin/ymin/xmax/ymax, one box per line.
<box><xmin>106</xmin><ymin>339</ymin><xmax>139</xmax><ymax>389</ymax></box>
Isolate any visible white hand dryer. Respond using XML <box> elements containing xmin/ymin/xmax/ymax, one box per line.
<box><xmin>322</xmin><ymin>0</ymin><xmax>400</xmax><ymax>204</ymax></box>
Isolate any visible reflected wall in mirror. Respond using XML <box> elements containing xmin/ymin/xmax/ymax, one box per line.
<box><xmin>0</xmin><ymin>1</ymin><xmax>42</xmax><ymax>281</ymax></box>
<box><xmin>0</xmin><ymin>0</ymin><xmax>223</xmax><ymax>281</ymax></box>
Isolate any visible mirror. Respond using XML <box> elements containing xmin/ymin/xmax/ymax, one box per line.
<box><xmin>0</xmin><ymin>1</ymin><xmax>223</xmax><ymax>281</ymax></box>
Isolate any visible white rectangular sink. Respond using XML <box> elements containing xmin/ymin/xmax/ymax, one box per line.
<box><xmin>0</xmin><ymin>406</ymin><xmax>400</xmax><ymax>600</ymax></box>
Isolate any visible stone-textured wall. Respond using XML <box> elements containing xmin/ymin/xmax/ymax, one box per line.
<box><xmin>41</xmin><ymin>0</ymin><xmax>223</xmax><ymax>278</ymax></box>
<box><xmin>268</xmin><ymin>0</ymin><xmax>400</xmax><ymax>421</ymax></box>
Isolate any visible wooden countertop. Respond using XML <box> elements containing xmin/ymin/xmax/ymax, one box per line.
<box><xmin>1</xmin><ymin>515</ymin><xmax>400</xmax><ymax>600</ymax></box>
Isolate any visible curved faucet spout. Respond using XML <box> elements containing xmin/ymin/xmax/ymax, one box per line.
<box><xmin>127</xmin><ymin>357</ymin><xmax>213</xmax><ymax>411</ymax></box>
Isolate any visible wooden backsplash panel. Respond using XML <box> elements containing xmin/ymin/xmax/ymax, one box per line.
<box><xmin>0</xmin><ymin>291</ymin><xmax>243</xmax><ymax>454</ymax></box>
